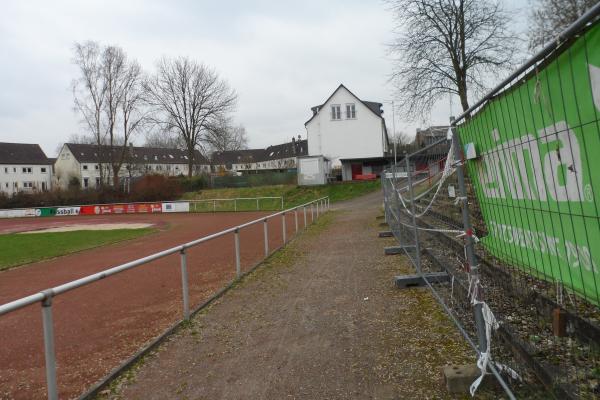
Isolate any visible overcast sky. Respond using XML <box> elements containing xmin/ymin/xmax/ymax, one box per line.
<box><xmin>0</xmin><ymin>0</ymin><xmax>525</xmax><ymax>156</ymax></box>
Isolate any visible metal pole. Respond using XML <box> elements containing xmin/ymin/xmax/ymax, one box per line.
<box><xmin>180</xmin><ymin>250</ymin><xmax>190</xmax><ymax>320</ymax></box>
<box><xmin>234</xmin><ymin>199</ymin><xmax>237</xmax><ymax>212</ymax></box>
<box><xmin>405</xmin><ymin>152</ymin><xmax>422</xmax><ymax>273</ymax></box>
<box><xmin>451</xmin><ymin>120</ymin><xmax>487</xmax><ymax>354</ymax></box>
<box><xmin>311</xmin><ymin>203</ymin><xmax>314</xmax><ymax>222</ymax></box>
<box><xmin>263</xmin><ymin>219</ymin><xmax>269</xmax><ymax>256</ymax></box>
<box><xmin>392</xmin><ymin>100</ymin><xmax>397</xmax><ymax>165</ymax></box>
<box><xmin>316</xmin><ymin>201</ymin><xmax>319</xmax><ymax>218</ymax></box>
<box><xmin>42</xmin><ymin>294</ymin><xmax>58</xmax><ymax>400</ymax></box>
<box><xmin>256</xmin><ymin>198</ymin><xmax>259</xmax><ymax>210</ymax></box>
<box><xmin>303</xmin><ymin>206</ymin><xmax>307</xmax><ymax>227</ymax></box>
<box><xmin>234</xmin><ymin>228</ymin><xmax>241</xmax><ymax>277</ymax></box>
<box><xmin>213</xmin><ymin>200</ymin><xmax>216</xmax><ymax>212</ymax></box>
<box><xmin>282</xmin><ymin>212</ymin><xmax>287</xmax><ymax>243</ymax></box>
<box><xmin>281</xmin><ymin>197</ymin><xmax>284</xmax><ymax>210</ymax></box>
<box><xmin>294</xmin><ymin>209</ymin><xmax>298</xmax><ymax>233</ymax></box>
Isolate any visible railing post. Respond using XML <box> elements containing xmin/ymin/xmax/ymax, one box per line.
<box><xmin>180</xmin><ymin>249</ymin><xmax>190</xmax><ymax>320</ymax></box>
<box><xmin>234</xmin><ymin>228</ymin><xmax>241</xmax><ymax>277</ymax></box>
<box><xmin>234</xmin><ymin>198</ymin><xmax>237</xmax><ymax>212</ymax></box>
<box><xmin>213</xmin><ymin>200</ymin><xmax>216</xmax><ymax>212</ymax></box>
<box><xmin>303</xmin><ymin>206</ymin><xmax>307</xmax><ymax>227</ymax></box>
<box><xmin>41</xmin><ymin>292</ymin><xmax>58</xmax><ymax>400</ymax></box>
<box><xmin>451</xmin><ymin>122</ymin><xmax>488</xmax><ymax>356</ymax></box>
<box><xmin>294</xmin><ymin>208</ymin><xmax>298</xmax><ymax>233</ymax></box>
<box><xmin>281</xmin><ymin>197</ymin><xmax>284</xmax><ymax>210</ymax></box>
<box><xmin>316</xmin><ymin>200</ymin><xmax>319</xmax><ymax>218</ymax></box>
<box><xmin>256</xmin><ymin>198</ymin><xmax>259</xmax><ymax>211</ymax></box>
<box><xmin>311</xmin><ymin>203</ymin><xmax>314</xmax><ymax>222</ymax></box>
<box><xmin>263</xmin><ymin>219</ymin><xmax>269</xmax><ymax>256</ymax></box>
<box><xmin>282</xmin><ymin>212</ymin><xmax>287</xmax><ymax>243</ymax></box>
<box><xmin>405</xmin><ymin>152</ymin><xmax>422</xmax><ymax>273</ymax></box>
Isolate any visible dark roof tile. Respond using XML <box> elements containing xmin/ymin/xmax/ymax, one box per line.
<box><xmin>0</xmin><ymin>142</ymin><xmax>51</xmax><ymax>165</ymax></box>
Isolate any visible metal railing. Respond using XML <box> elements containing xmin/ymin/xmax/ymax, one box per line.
<box><xmin>0</xmin><ymin>196</ymin><xmax>330</xmax><ymax>400</ymax></box>
<box><xmin>189</xmin><ymin>196</ymin><xmax>284</xmax><ymax>212</ymax></box>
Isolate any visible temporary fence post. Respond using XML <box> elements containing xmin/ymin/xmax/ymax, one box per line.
<box><xmin>294</xmin><ymin>208</ymin><xmax>298</xmax><ymax>233</ymax></box>
<box><xmin>282</xmin><ymin>212</ymin><xmax>287</xmax><ymax>243</ymax></box>
<box><xmin>263</xmin><ymin>219</ymin><xmax>269</xmax><ymax>256</ymax></box>
<box><xmin>405</xmin><ymin>152</ymin><xmax>422</xmax><ymax>273</ymax></box>
<box><xmin>303</xmin><ymin>206</ymin><xmax>307</xmax><ymax>227</ymax></box>
<box><xmin>41</xmin><ymin>294</ymin><xmax>58</xmax><ymax>400</ymax></box>
<box><xmin>451</xmin><ymin>122</ymin><xmax>488</xmax><ymax>355</ymax></box>
<box><xmin>180</xmin><ymin>249</ymin><xmax>190</xmax><ymax>320</ymax></box>
<box><xmin>234</xmin><ymin>228</ymin><xmax>241</xmax><ymax>278</ymax></box>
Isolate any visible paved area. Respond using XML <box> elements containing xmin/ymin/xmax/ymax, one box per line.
<box><xmin>108</xmin><ymin>191</ymin><xmax>473</xmax><ymax>400</ymax></box>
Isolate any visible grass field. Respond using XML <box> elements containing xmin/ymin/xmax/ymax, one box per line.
<box><xmin>183</xmin><ymin>180</ymin><xmax>381</xmax><ymax>209</ymax></box>
<box><xmin>0</xmin><ymin>228</ymin><xmax>154</xmax><ymax>271</ymax></box>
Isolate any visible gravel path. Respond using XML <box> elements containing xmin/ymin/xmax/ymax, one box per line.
<box><xmin>108</xmin><ymin>191</ymin><xmax>473</xmax><ymax>399</ymax></box>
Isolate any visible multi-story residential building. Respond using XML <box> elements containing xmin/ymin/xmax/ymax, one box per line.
<box><xmin>414</xmin><ymin>126</ymin><xmax>450</xmax><ymax>147</ymax></box>
<box><xmin>0</xmin><ymin>142</ymin><xmax>53</xmax><ymax>196</ymax></box>
<box><xmin>54</xmin><ymin>143</ymin><xmax>210</xmax><ymax>189</ymax></box>
<box><xmin>211</xmin><ymin>138</ymin><xmax>308</xmax><ymax>173</ymax></box>
<box><xmin>304</xmin><ymin>84</ymin><xmax>390</xmax><ymax>180</ymax></box>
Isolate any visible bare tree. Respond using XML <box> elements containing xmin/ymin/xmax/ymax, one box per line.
<box><xmin>528</xmin><ymin>0</ymin><xmax>599</xmax><ymax>51</ymax></box>
<box><xmin>72</xmin><ymin>42</ymin><xmax>147</xmax><ymax>188</ymax></box>
<box><xmin>144</xmin><ymin>130</ymin><xmax>183</xmax><ymax>149</ymax></box>
<box><xmin>72</xmin><ymin>41</ymin><xmax>107</xmax><ymax>184</ymax></box>
<box><xmin>145</xmin><ymin>57</ymin><xmax>237</xmax><ymax>177</ymax></box>
<box><xmin>205</xmin><ymin>116</ymin><xmax>248</xmax><ymax>153</ymax></box>
<box><xmin>387</xmin><ymin>0</ymin><xmax>518</xmax><ymax>119</ymax></box>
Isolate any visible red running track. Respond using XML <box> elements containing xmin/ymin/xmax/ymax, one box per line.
<box><xmin>0</xmin><ymin>210</ymin><xmax>308</xmax><ymax>399</ymax></box>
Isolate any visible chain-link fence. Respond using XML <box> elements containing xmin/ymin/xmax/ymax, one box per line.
<box><xmin>383</xmin><ymin>4</ymin><xmax>600</xmax><ymax>399</ymax></box>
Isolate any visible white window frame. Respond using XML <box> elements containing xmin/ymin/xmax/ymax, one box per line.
<box><xmin>331</xmin><ymin>104</ymin><xmax>341</xmax><ymax>120</ymax></box>
<box><xmin>345</xmin><ymin>103</ymin><xmax>356</xmax><ymax>119</ymax></box>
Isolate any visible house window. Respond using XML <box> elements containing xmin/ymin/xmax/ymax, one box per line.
<box><xmin>22</xmin><ymin>167</ymin><xmax>32</xmax><ymax>173</ymax></box>
<box><xmin>346</xmin><ymin>103</ymin><xmax>356</xmax><ymax>119</ymax></box>
<box><xmin>95</xmin><ymin>165</ymin><xmax>99</xmax><ymax>170</ymax></box>
<box><xmin>4</xmin><ymin>167</ymin><xmax>7</xmax><ymax>173</ymax></box>
<box><xmin>83</xmin><ymin>178</ymin><xmax>89</xmax><ymax>188</ymax></box>
<box><xmin>331</xmin><ymin>105</ymin><xmax>341</xmax><ymax>120</ymax></box>
<box><xmin>41</xmin><ymin>167</ymin><xmax>47</xmax><ymax>173</ymax></box>
<box><xmin>83</xmin><ymin>165</ymin><xmax>88</xmax><ymax>170</ymax></box>
<box><xmin>23</xmin><ymin>182</ymin><xmax>33</xmax><ymax>189</ymax></box>
<box><xmin>95</xmin><ymin>177</ymin><xmax>100</xmax><ymax>186</ymax></box>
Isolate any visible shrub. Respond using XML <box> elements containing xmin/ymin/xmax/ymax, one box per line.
<box><xmin>130</xmin><ymin>174</ymin><xmax>183</xmax><ymax>202</ymax></box>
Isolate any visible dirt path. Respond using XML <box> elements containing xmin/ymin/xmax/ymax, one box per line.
<box><xmin>109</xmin><ymin>191</ymin><xmax>473</xmax><ymax>400</ymax></box>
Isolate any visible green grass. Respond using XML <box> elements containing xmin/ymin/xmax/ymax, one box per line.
<box><xmin>182</xmin><ymin>180</ymin><xmax>381</xmax><ymax>209</ymax></box>
<box><xmin>0</xmin><ymin>228</ymin><xmax>155</xmax><ymax>271</ymax></box>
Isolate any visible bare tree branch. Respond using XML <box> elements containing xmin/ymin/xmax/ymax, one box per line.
<box><xmin>387</xmin><ymin>0</ymin><xmax>519</xmax><ymax>120</ymax></box>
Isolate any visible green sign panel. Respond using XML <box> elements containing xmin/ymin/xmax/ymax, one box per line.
<box><xmin>458</xmin><ymin>21</ymin><xmax>600</xmax><ymax>304</ymax></box>
<box><xmin>36</xmin><ymin>207</ymin><xmax>56</xmax><ymax>217</ymax></box>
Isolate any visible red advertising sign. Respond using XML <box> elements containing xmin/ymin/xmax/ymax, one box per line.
<box><xmin>79</xmin><ymin>203</ymin><xmax>162</xmax><ymax>215</ymax></box>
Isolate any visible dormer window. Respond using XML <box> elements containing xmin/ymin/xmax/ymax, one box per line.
<box><xmin>331</xmin><ymin>104</ymin><xmax>341</xmax><ymax>120</ymax></box>
<box><xmin>346</xmin><ymin>103</ymin><xmax>356</xmax><ymax>119</ymax></box>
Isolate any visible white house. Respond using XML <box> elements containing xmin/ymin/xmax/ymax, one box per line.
<box><xmin>0</xmin><ymin>142</ymin><xmax>53</xmax><ymax>196</ymax></box>
<box><xmin>54</xmin><ymin>143</ymin><xmax>210</xmax><ymax>189</ymax></box>
<box><xmin>304</xmin><ymin>84</ymin><xmax>390</xmax><ymax>180</ymax></box>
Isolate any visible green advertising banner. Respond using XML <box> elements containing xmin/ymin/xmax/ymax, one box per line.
<box><xmin>457</xmin><ymin>21</ymin><xmax>600</xmax><ymax>304</ymax></box>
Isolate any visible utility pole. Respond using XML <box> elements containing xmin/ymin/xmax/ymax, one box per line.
<box><xmin>392</xmin><ymin>100</ymin><xmax>397</xmax><ymax>165</ymax></box>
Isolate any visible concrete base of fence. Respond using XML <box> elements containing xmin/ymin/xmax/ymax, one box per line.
<box><xmin>375</xmin><ymin>215</ymin><xmax>385</xmax><ymax>220</ymax></box>
<box><xmin>378</xmin><ymin>222</ymin><xmax>388</xmax><ymax>227</ymax></box>
<box><xmin>394</xmin><ymin>272</ymin><xmax>450</xmax><ymax>289</ymax></box>
<box><xmin>378</xmin><ymin>231</ymin><xmax>393</xmax><ymax>238</ymax></box>
<box><xmin>384</xmin><ymin>246</ymin><xmax>405</xmax><ymax>255</ymax></box>
<box><xmin>442</xmin><ymin>364</ymin><xmax>481</xmax><ymax>394</ymax></box>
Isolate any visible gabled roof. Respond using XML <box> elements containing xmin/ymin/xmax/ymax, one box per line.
<box><xmin>0</xmin><ymin>142</ymin><xmax>51</xmax><ymax>165</ymax></box>
<box><xmin>211</xmin><ymin>139</ymin><xmax>308</xmax><ymax>166</ymax></box>
<box><xmin>211</xmin><ymin>149</ymin><xmax>267</xmax><ymax>166</ymax></box>
<box><xmin>63</xmin><ymin>143</ymin><xmax>209</xmax><ymax>165</ymax></box>
<box><xmin>304</xmin><ymin>84</ymin><xmax>385</xmax><ymax>126</ymax></box>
